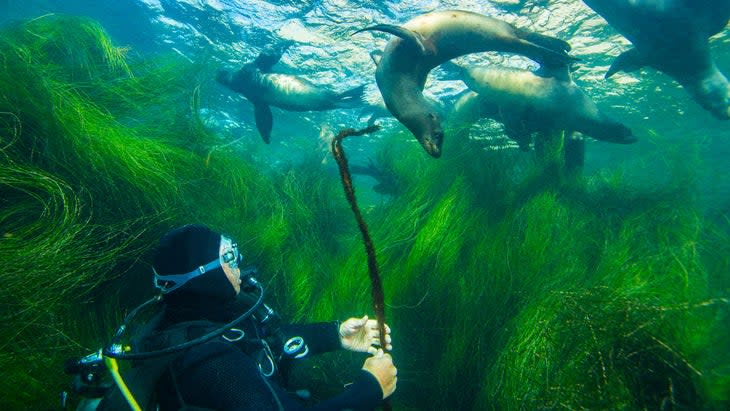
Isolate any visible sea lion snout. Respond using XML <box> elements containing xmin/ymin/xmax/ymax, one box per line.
<box><xmin>423</xmin><ymin>130</ymin><xmax>444</xmax><ymax>158</ymax></box>
<box><xmin>417</xmin><ymin>112</ymin><xmax>444</xmax><ymax>158</ymax></box>
<box><xmin>706</xmin><ymin>90</ymin><xmax>730</xmax><ymax>120</ymax></box>
<box><xmin>688</xmin><ymin>72</ymin><xmax>730</xmax><ymax>120</ymax></box>
<box><xmin>708</xmin><ymin>103</ymin><xmax>730</xmax><ymax>120</ymax></box>
<box><xmin>613</xmin><ymin>125</ymin><xmax>637</xmax><ymax>144</ymax></box>
<box><xmin>592</xmin><ymin>122</ymin><xmax>636</xmax><ymax>145</ymax></box>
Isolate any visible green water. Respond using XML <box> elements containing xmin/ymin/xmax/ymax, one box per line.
<box><xmin>0</xmin><ymin>14</ymin><xmax>728</xmax><ymax>411</ymax></box>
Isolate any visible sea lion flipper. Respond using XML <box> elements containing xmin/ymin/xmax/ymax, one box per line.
<box><xmin>335</xmin><ymin>84</ymin><xmax>366</xmax><ymax>107</ymax></box>
<box><xmin>354</xmin><ymin>24</ymin><xmax>428</xmax><ymax>55</ymax></box>
<box><xmin>606</xmin><ymin>48</ymin><xmax>644</xmax><ymax>78</ymax></box>
<box><xmin>369</xmin><ymin>50</ymin><xmax>383</xmax><ymax>66</ymax></box>
<box><xmin>564</xmin><ymin>131</ymin><xmax>585</xmax><ymax>172</ymax></box>
<box><xmin>511</xmin><ymin>28</ymin><xmax>579</xmax><ymax>71</ymax></box>
<box><xmin>520</xmin><ymin>40</ymin><xmax>580</xmax><ymax>74</ymax></box>
<box><xmin>253</xmin><ymin>103</ymin><xmax>273</xmax><ymax>144</ymax></box>
<box><xmin>359</xmin><ymin>106</ymin><xmax>385</xmax><ymax>125</ymax></box>
<box><xmin>519</xmin><ymin>30</ymin><xmax>572</xmax><ymax>54</ymax></box>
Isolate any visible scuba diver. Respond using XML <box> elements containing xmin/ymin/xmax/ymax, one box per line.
<box><xmin>66</xmin><ymin>224</ymin><xmax>396</xmax><ymax>410</ymax></box>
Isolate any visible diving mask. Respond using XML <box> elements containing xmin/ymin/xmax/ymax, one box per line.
<box><xmin>219</xmin><ymin>235</ymin><xmax>240</xmax><ymax>269</ymax></box>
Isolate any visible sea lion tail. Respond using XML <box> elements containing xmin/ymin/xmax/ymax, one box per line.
<box><xmin>606</xmin><ymin>48</ymin><xmax>644</xmax><ymax>79</ymax></box>
<box><xmin>353</xmin><ymin>24</ymin><xmax>428</xmax><ymax>55</ymax></box>
<box><xmin>336</xmin><ymin>84</ymin><xmax>367</xmax><ymax>107</ymax></box>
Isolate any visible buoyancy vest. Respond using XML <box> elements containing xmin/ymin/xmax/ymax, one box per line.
<box><xmin>96</xmin><ymin>315</ymin><xmax>282</xmax><ymax>411</ymax></box>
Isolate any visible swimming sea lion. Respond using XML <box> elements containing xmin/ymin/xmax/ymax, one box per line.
<box><xmin>445</xmin><ymin>62</ymin><xmax>636</xmax><ymax>148</ymax></box>
<box><xmin>216</xmin><ymin>48</ymin><xmax>366</xmax><ymax>143</ymax></box>
<box><xmin>354</xmin><ymin>9</ymin><xmax>577</xmax><ymax>158</ymax></box>
<box><xmin>582</xmin><ymin>0</ymin><xmax>730</xmax><ymax>119</ymax></box>
<box><xmin>447</xmin><ymin>89</ymin><xmax>588</xmax><ymax>171</ymax></box>
<box><xmin>350</xmin><ymin>159</ymin><xmax>400</xmax><ymax>195</ymax></box>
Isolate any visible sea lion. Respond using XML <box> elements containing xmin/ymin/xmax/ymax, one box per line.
<box><xmin>350</xmin><ymin>159</ymin><xmax>400</xmax><ymax>195</ymax></box>
<box><xmin>354</xmin><ymin>9</ymin><xmax>576</xmax><ymax>158</ymax></box>
<box><xmin>582</xmin><ymin>0</ymin><xmax>730</xmax><ymax>119</ymax></box>
<box><xmin>216</xmin><ymin>48</ymin><xmax>366</xmax><ymax>143</ymax></box>
<box><xmin>444</xmin><ymin>62</ymin><xmax>636</xmax><ymax>149</ymax></box>
<box><xmin>447</xmin><ymin>89</ymin><xmax>587</xmax><ymax>171</ymax></box>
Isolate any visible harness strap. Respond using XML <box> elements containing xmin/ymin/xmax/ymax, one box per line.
<box><xmin>170</xmin><ymin>364</ymin><xmax>188</xmax><ymax>409</ymax></box>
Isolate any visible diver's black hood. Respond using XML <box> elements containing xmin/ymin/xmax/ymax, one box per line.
<box><xmin>153</xmin><ymin>224</ymin><xmax>237</xmax><ymax>322</ymax></box>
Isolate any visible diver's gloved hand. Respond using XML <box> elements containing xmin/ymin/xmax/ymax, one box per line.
<box><xmin>339</xmin><ymin>315</ymin><xmax>392</xmax><ymax>354</ymax></box>
<box><xmin>362</xmin><ymin>348</ymin><xmax>397</xmax><ymax>399</ymax></box>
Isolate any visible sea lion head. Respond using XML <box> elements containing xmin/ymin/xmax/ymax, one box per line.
<box><xmin>603</xmin><ymin>123</ymin><xmax>637</xmax><ymax>144</ymax></box>
<box><xmin>215</xmin><ymin>69</ymin><xmax>233</xmax><ymax>87</ymax></box>
<box><xmin>587</xmin><ymin>118</ymin><xmax>637</xmax><ymax>145</ymax></box>
<box><xmin>702</xmin><ymin>85</ymin><xmax>730</xmax><ymax>120</ymax></box>
<box><xmin>215</xmin><ymin>66</ymin><xmax>258</xmax><ymax>97</ymax></box>
<box><xmin>410</xmin><ymin>112</ymin><xmax>444</xmax><ymax>158</ymax></box>
<box><xmin>396</xmin><ymin>96</ymin><xmax>446</xmax><ymax>157</ymax></box>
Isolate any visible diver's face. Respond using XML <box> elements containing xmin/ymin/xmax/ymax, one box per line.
<box><xmin>220</xmin><ymin>241</ymin><xmax>242</xmax><ymax>294</ymax></box>
<box><xmin>222</xmin><ymin>263</ymin><xmax>241</xmax><ymax>294</ymax></box>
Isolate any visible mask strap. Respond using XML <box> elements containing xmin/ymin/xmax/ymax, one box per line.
<box><xmin>153</xmin><ymin>259</ymin><xmax>221</xmax><ymax>294</ymax></box>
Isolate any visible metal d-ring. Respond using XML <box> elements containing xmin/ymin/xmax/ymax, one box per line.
<box><xmin>222</xmin><ymin>328</ymin><xmax>245</xmax><ymax>342</ymax></box>
<box><xmin>258</xmin><ymin>339</ymin><xmax>276</xmax><ymax>377</ymax></box>
<box><xmin>284</xmin><ymin>336</ymin><xmax>309</xmax><ymax>359</ymax></box>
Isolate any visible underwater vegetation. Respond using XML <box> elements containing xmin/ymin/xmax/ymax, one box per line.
<box><xmin>303</xmin><ymin>130</ymin><xmax>730</xmax><ymax>410</ymax></box>
<box><xmin>0</xmin><ymin>14</ymin><xmax>279</xmax><ymax>409</ymax></box>
<box><xmin>1</xmin><ymin>13</ymin><xmax>728</xmax><ymax>411</ymax></box>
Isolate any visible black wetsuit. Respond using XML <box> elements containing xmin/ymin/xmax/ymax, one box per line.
<box><xmin>154</xmin><ymin>318</ymin><xmax>383</xmax><ymax>411</ymax></box>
